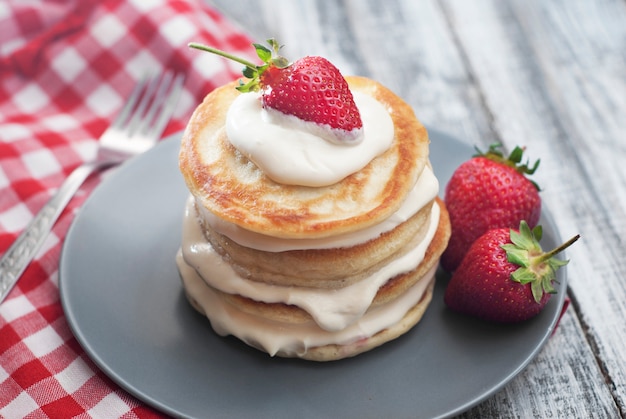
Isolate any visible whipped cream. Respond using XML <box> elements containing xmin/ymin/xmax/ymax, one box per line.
<box><xmin>198</xmin><ymin>165</ymin><xmax>439</xmax><ymax>251</ymax></box>
<box><xmin>225</xmin><ymin>91</ymin><xmax>394</xmax><ymax>187</ymax></box>
<box><xmin>180</xmin><ymin>199</ymin><xmax>440</xmax><ymax>332</ymax></box>
<box><xmin>177</xmin><ymin>252</ymin><xmax>437</xmax><ymax>357</ymax></box>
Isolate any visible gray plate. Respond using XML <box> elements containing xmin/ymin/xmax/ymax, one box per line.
<box><xmin>60</xmin><ymin>129</ymin><xmax>567</xmax><ymax>419</ymax></box>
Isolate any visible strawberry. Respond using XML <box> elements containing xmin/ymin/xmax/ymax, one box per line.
<box><xmin>444</xmin><ymin>221</ymin><xmax>579</xmax><ymax>323</ymax></box>
<box><xmin>441</xmin><ymin>143</ymin><xmax>541</xmax><ymax>272</ymax></box>
<box><xmin>188</xmin><ymin>39</ymin><xmax>362</xmax><ymax>141</ymax></box>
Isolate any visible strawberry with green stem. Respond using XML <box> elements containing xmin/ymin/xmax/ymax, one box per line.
<box><xmin>444</xmin><ymin>220</ymin><xmax>580</xmax><ymax>323</ymax></box>
<box><xmin>189</xmin><ymin>39</ymin><xmax>363</xmax><ymax>141</ymax></box>
<box><xmin>441</xmin><ymin>143</ymin><xmax>542</xmax><ymax>272</ymax></box>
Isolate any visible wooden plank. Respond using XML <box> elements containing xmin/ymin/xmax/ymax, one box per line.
<box><xmin>441</xmin><ymin>0</ymin><xmax>626</xmax><ymax>416</ymax></box>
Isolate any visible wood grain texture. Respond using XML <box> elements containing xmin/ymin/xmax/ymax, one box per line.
<box><xmin>208</xmin><ymin>0</ymin><xmax>625</xmax><ymax>417</ymax></box>
<box><xmin>441</xmin><ymin>1</ymin><xmax>626</xmax><ymax>416</ymax></box>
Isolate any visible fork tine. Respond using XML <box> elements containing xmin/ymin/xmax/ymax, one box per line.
<box><xmin>125</xmin><ymin>73</ymin><xmax>162</xmax><ymax>136</ymax></box>
<box><xmin>110</xmin><ymin>74</ymin><xmax>150</xmax><ymax>130</ymax></box>
<box><xmin>142</xmin><ymin>72</ymin><xmax>185</xmax><ymax>141</ymax></box>
<box><xmin>134</xmin><ymin>71</ymin><xmax>174</xmax><ymax>136</ymax></box>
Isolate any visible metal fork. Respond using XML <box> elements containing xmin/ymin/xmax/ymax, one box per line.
<box><xmin>0</xmin><ymin>71</ymin><xmax>185</xmax><ymax>304</ymax></box>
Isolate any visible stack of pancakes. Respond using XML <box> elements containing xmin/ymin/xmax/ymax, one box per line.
<box><xmin>177</xmin><ymin>76</ymin><xmax>450</xmax><ymax>361</ymax></box>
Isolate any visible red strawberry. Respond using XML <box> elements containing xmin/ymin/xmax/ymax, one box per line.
<box><xmin>444</xmin><ymin>221</ymin><xmax>579</xmax><ymax>323</ymax></box>
<box><xmin>189</xmin><ymin>39</ymin><xmax>362</xmax><ymax>140</ymax></box>
<box><xmin>441</xmin><ymin>143</ymin><xmax>541</xmax><ymax>272</ymax></box>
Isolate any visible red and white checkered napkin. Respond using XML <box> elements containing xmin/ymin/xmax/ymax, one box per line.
<box><xmin>0</xmin><ymin>0</ymin><xmax>253</xmax><ymax>416</ymax></box>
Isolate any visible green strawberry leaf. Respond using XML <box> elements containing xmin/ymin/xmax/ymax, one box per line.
<box><xmin>474</xmin><ymin>143</ymin><xmax>542</xmax><ymax>190</ymax></box>
<box><xmin>511</xmin><ymin>266</ymin><xmax>536</xmax><ymax>284</ymax></box>
<box><xmin>509</xmin><ymin>146</ymin><xmax>524</xmax><ymax>164</ymax></box>
<box><xmin>530</xmin><ymin>277</ymin><xmax>544</xmax><ymax>302</ymax></box>
<box><xmin>502</xmin><ymin>221</ymin><xmax>580</xmax><ymax>304</ymax></box>
<box><xmin>253</xmin><ymin>43</ymin><xmax>272</xmax><ymax>63</ymax></box>
<box><xmin>508</xmin><ymin>221</ymin><xmax>541</xmax><ymax>253</ymax></box>
<box><xmin>237</xmin><ymin>78</ymin><xmax>259</xmax><ymax>93</ymax></box>
<box><xmin>542</xmin><ymin>274</ymin><xmax>558</xmax><ymax>294</ymax></box>
<box><xmin>501</xmin><ymin>244</ymin><xmax>529</xmax><ymax>267</ymax></box>
<box><xmin>242</xmin><ymin>66</ymin><xmax>256</xmax><ymax>79</ymax></box>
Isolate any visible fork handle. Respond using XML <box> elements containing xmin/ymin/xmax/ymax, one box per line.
<box><xmin>0</xmin><ymin>162</ymin><xmax>102</xmax><ymax>304</ymax></box>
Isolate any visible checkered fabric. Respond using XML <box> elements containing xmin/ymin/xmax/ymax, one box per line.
<box><xmin>0</xmin><ymin>0</ymin><xmax>253</xmax><ymax>416</ymax></box>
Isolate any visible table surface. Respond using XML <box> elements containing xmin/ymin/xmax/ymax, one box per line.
<box><xmin>208</xmin><ymin>0</ymin><xmax>626</xmax><ymax>417</ymax></box>
<box><xmin>1</xmin><ymin>0</ymin><xmax>624</xmax><ymax>417</ymax></box>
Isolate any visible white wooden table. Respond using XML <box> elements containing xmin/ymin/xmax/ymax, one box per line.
<box><xmin>210</xmin><ymin>0</ymin><xmax>626</xmax><ymax>417</ymax></box>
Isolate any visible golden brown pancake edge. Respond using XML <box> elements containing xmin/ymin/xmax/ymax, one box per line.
<box><xmin>179</xmin><ymin>76</ymin><xmax>430</xmax><ymax>239</ymax></box>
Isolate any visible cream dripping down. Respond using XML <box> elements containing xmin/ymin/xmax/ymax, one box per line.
<box><xmin>179</xmin><ymin>199</ymin><xmax>440</xmax><ymax>332</ymax></box>
<box><xmin>177</xmin><ymin>252</ymin><xmax>437</xmax><ymax>357</ymax></box>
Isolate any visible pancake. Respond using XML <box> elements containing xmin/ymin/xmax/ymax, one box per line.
<box><xmin>176</xmin><ymin>72</ymin><xmax>450</xmax><ymax>361</ymax></box>
<box><xmin>198</xmin><ymin>199</ymin><xmax>435</xmax><ymax>288</ymax></box>
<box><xmin>203</xmin><ymin>198</ymin><xmax>449</xmax><ymax>325</ymax></box>
<box><xmin>179</xmin><ymin>76</ymin><xmax>430</xmax><ymax>239</ymax></box>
